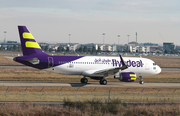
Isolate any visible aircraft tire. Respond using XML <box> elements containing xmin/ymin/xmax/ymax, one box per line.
<box><xmin>84</xmin><ymin>78</ymin><xmax>88</xmax><ymax>83</ymax></box>
<box><xmin>99</xmin><ymin>80</ymin><xmax>102</xmax><ymax>84</ymax></box>
<box><xmin>139</xmin><ymin>81</ymin><xmax>144</xmax><ymax>84</ymax></box>
<box><xmin>81</xmin><ymin>78</ymin><xmax>88</xmax><ymax>83</ymax></box>
<box><xmin>99</xmin><ymin>79</ymin><xmax>107</xmax><ymax>85</ymax></box>
<box><xmin>81</xmin><ymin>78</ymin><xmax>84</xmax><ymax>83</ymax></box>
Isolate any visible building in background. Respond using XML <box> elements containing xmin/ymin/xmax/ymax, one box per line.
<box><xmin>163</xmin><ymin>43</ymin><xmax>176</xmax><ymax>53</ymax></box>
<box><xmin>1</xmin><ymin>41</ymin><xmax>19</xmax><ymax>46</ymax></box>
<box><xmin>137</xmin><ymin>46</ymin><xmax>150</xmax><ymax>53</ymax></box>
<box><xmin>81</xmin><ymin>43</ymin><xmax>98</xmax><ymax>50</ymax></box>
<box><xmin>129</xmin><ymin>46</ymin><xmax>137</xmax><ymax>52</ymax></box>
<box><xmin>150</xmin><ymin>45</ymin><xmax>163</xmax><ymax>53</ymax></box>
<box><xmin>0</xmin><ymin>41</ymin><xmax>20</xmax><ymax>51</ymax></box>
<box><xmin>99</xmin><ymin>44</ymin><xmax>117</xmax><ymax>51</ymax></box>
<box><xmin>128</xmin><ymin>41</ymin><xmax>138</xmax><ymax>47</ymax></box>
<box><xmin>128</xmin><ymin>45</ymin><xmax>151</xmax><ymax>53</ymax></box>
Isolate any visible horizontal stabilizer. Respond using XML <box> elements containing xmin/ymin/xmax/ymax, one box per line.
<box><xmin>4</xmin><ymin>56</ymin><xmax>14</xmax><ymax>59</ymax></box>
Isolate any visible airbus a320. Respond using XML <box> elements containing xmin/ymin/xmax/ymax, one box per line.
<box><xmin>11</xmin><ymin>26</ymin><xmax>161</xmax><ymax>85</ymax></box>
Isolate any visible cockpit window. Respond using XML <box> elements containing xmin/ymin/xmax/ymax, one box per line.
<box><xmin>153</xmin><ymin>63</ymin><xmax>156</xmax><ymax>66</ymax></box>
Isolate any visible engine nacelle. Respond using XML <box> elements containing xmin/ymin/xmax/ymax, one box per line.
<box><xmin>114</xmin><ymin>72</ymin><xmax>136</xmax><ymax>82</ymax></box>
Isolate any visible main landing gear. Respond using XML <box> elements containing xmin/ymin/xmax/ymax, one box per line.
<box><xmin>80</xmin><ymin>76</ymin><xmax>107</xmax><ymax>85</ymax></box>
<box><xmin>99</xmin><ymin>75</ymin><xmax>108</xmax><ymax>85</ymax></box>
<box><xmin>139</xmin><ymin>76</ymin><xmax>144</xmax><ymax>84</ymax></box>
<box><xmin>99</xmin><ymin>79</ymin><xmax>107</xmax><ymax>85</ymax></box>
<box><xmin>81</xmin><ymin>77</ymin><xmax>88</xmax><ymax>83</ymax></box>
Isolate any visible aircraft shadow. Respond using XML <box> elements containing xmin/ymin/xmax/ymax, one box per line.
<box><xmin>69</xmin><ymin>83</ymin><xmax>91</xmax><ymax>87</ymax></box>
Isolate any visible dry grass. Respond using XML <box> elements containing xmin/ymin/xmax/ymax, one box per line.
<box><xmin>0</xmin><ymin>53</ymin><xmax>21</xmax><ymax>65</ymax></box>
<box><xmin>0</xmin><ymin>102</ymin><xmax>179</xmax><ymax>116</ymax></box>
<box><xmin>0</xmin><ymin>103</ymin><xmax>72</xmax><ymax>116</ymax></box>
<box><xmin>0</xmin><ymin>68</ymin><xmax>82</xmax><ymax>81</ymax></box>
<box><xmin>137</xmin><ymin>70</ymin><xmax>180</xmax><ymax>83</ymax></box>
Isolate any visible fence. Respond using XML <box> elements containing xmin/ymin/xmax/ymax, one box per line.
<box><xmin>0</xmin><ymin>87</ymin><xmax>180</xmax><ymax>103</ymax></box>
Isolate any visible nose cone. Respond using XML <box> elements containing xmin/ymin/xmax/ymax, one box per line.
<box><xmin>156</xmin><ymin>66</ymin><xmax>162</xmax><ymax>74</ymax></box>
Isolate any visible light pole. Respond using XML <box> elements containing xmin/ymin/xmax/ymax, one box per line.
<box><xmin>68</xmin><ymin>34</ymin><xmax>71</xmax><ymax>44</ymax></box>
<box><xmin>117</xmin><ymin>35</ymin><xmax>120</xmax><ymax>45</ymax></box>
<box><xmin>102</xmin><ymin>33</ymin><xmax>105</xmax><ymax>44</ymax></box>
<box><xmin>127</xmin><ymin>35</ymin><xmax>130</xmax><ymax>45</ymax></box>
<box><xmin>4</xmin><ymin>31</ymin><xmax>7</xmax><ymax>43</ymax></box>
<box><xmin>127</xmin><ymin>35</ymin><xmax>130</xmax><ymax>52</ymax></box>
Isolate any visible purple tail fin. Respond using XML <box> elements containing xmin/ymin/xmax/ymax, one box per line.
<box><xmin>18</xmin><ymin>26</ymin><xmax>46</xmax><ymax>56</ymax></box>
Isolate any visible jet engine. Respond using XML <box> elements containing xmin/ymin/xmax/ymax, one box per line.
<box><xmin>114</xmin><ymin>72</ymin><xmax>136</xmax><ymax>82</ymax></box>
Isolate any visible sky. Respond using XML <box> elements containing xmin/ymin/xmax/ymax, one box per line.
<box><xmin>0</xmin><ymin>0</ymin><xmax>180</xmax><ymax>45</ymax></box>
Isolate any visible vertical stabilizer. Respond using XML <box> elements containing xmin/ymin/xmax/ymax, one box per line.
<box><xmin>18</xmin><ymin>26</ymin><xmax>45</xmax><ymax>56</ymax></box>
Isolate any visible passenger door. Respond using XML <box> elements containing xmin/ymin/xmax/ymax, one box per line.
<box><xmin>145</xmin><ymin>61</ymin><xmax>150</xmax><ymax>70</ymax></box>
<box><xmin>48</xmin><ymin>57</ymin><xmax>54</xmax><ymax>67</ymax></box>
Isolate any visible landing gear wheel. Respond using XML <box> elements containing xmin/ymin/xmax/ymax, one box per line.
<box><xmin>139</xmin><ymin>81</ymin><xmax>144</xmax><ymax>84</ymax></box>
<box><xmin>99</xmin><ymin>79</ymin><xmax>107</xmax><ymax>85</ymax></box>
<box><xmin>139</xmin><ymin>76</ymin><xmax>144</xmax><ymax>84</ymax></box>
<box><xmin>81</xmin><ymin>78</ymin><xmax>88</xmax><ymax>83</ymax></box>
<box><xmin>99</xmin><ymin>80</ymin><xmax>102</xmax><ymax>84</ymax></box>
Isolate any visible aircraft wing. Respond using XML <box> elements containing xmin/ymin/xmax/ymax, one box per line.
<box><xmin>82</xmin><ymin>67</ymin><xmax>123</xmax><ymax>76</ymax></box>
<box><xmin>82</xmin><ymin>55</ymin><xmax>128</xmax><ymax>76</ymax></box>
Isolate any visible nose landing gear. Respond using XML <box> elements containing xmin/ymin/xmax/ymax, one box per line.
<box><xmin>139</xmin><ymin>76</ymin><xmax>144</xmax><ymax>84</ymax></box>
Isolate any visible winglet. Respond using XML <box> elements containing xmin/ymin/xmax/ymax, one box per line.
<box><xmin>119</xmin><ymin>55</ymin><xmax>128</xmax><ymax>70</ymax></box>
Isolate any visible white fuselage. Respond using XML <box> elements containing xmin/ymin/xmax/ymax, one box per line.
<box><xmin>46</xmin><ymin>56</ymin><xmax>161</xmax><ymax>77</ymax></box>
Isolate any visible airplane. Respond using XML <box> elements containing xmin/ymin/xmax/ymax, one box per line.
<box><xmin>11</xmin><ymin>26</ymin><xmax>161</xmax><ymax>85</ymax></box>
